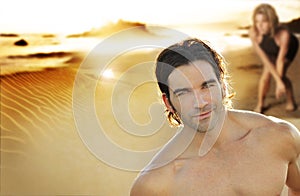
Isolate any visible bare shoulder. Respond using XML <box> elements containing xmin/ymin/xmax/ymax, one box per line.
<box><xmin>231</xmin><ymin>109</ymin><xmax>295</xmax><ymax>126</ymax></box>
<box><xmin>231</xmin><ymin>109</ymin><xmax>300</xmax><ymax>157</ymax></box>
<box><xmin>275</xmin><ymin>28</ymin><xmax>290</xmax><ymax>44</ymax></box>
<box><xmin>130</xmin><ymin>129</ymin><xmax>189</xmax><ymax>195</ymax></box>
<box><xmin>263</xmin><ymin>115</ymin><xmax>300</xmax><ymax>151</ymax></box>
<box><xmin>130</xmin><ymin>162</ymin><xmax>173</xmax><ymax>196</ymax></box>
<box><xmin>130</xmin><ymin>169</ymin><xmax>159</xmax><ymax>196</ymax></box>
<box><xmin>276</xmin><ymin>28</ymin><xmax>289</xmax><ymax>37</ymax></box>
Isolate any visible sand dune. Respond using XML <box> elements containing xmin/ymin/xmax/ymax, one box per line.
<box><xmin>1</xmin><ymin>68</ymin><xmax>138</xmax><ymax>195</ymax></box>
<box><xmin>67</xmin><ymin>20</ymin><xmax>149</xmax><ymax>38</ymax></box>
<box><xmin>7</xmin><ymin>51</ymin><xmax>74</xmax><ymax>59</ymax></box>
<box><xmin>0</xmin><ymin>50</ymin><xmax>177</xmax><ymax>195</ymax></box>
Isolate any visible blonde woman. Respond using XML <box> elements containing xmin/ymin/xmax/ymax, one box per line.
<box><xmin>249</xmin><ymin>3</ymin><xmax>299</xmax><ymax>113</ymax></box>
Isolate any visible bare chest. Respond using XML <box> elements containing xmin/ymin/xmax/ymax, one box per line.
<box><xmin>171</xmin><ymin>141</ymin><xmax>287</xmax><ymax>195</ymax></box>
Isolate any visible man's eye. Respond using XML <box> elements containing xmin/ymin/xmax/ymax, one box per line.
<box><xmin>175</xmin><ymin>90</ymin><xmax>190</xmax><ymax>96</ymax></box>
<box><xmin>202</xmin><ymin>83</ymin><xmax>215</xmax><ymax>89</ymax></box>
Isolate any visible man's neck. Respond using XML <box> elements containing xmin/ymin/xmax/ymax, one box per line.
<box><xmin>181</xmin><ymin>108</ymin><xmax>230</xmax><ymax>157</ymax></box>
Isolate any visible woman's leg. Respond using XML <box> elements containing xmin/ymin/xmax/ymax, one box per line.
<box><xmin>254</xmin><ymin>69</ymin><xmax>271</xmax><ymax>113</ymax></box>
<box><xmin>282</xmin><ymin>76</ymin><xmax>296</xmax><ymax>111</ymax></box>
<box><xmin>280</xmin><ymin>62</ymin><xmax>296</xmax><ymax>111</ymax></box>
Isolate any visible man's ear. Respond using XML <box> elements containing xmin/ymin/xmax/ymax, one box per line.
<box><xmin>162</xmin><ymin>93</ymin><xmax>175</xmax><ymax>113</ymax></box>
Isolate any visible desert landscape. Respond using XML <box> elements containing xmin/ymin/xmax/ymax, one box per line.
<box><xmin>1</xmin><ymin>17</ymin><xmax>300</xmax><ymax>195</ymax></box>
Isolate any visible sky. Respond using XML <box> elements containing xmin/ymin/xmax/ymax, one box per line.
<box><xmin>1</xmin><ymin>0</ymin><xmax>299</xmax><ymax>35</ymax></box>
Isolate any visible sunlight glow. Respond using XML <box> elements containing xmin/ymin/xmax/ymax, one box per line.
<box><xmin>102</xmin><ymin>69</ymin><xmax>114</xmax><ymax>79</ymax></box>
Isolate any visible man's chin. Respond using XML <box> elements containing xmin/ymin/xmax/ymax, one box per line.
<box><xmin>196</xmin><ymin>124</ymin><xmax>210</xmax><ymax>133</ymax></box>
<box><xmin>196</xmin><ymin>129</ymin><xmax>208</xmax><ymax>133</ymax></box>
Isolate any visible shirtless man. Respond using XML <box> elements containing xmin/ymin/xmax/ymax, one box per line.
<box><xmin>130</xmin><ymin>38</ymin><xmax>300</xmax><ymax>195</ymax></box>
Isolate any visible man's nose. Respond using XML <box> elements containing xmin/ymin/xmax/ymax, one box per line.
<box><xmin>193</xmin><ymin>90</ymin><xmax>208</xmax><ymax>108</ymax></box>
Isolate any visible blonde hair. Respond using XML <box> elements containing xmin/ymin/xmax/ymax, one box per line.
<box><xmin>252</xmin><ymin>3</ymin><xmax>279</xmax><ymax>37</ymax></box>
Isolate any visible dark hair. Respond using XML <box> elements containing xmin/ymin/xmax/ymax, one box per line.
<box><xmin>155</xmin><ymin>38</ymin><xmax>233</xmax><ymax>126</ymax></box>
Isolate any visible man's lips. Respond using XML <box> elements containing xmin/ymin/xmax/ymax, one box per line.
<box><xmin>192</xmin><ymin>110</ymin><xmax>212</xmax><ymax>120</ymax></box>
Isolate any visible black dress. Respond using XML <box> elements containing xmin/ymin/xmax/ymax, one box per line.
<box><xmin>259</xmin><ymin>31</ymin><xmax>299</xmax><ymax>62</ymax></box>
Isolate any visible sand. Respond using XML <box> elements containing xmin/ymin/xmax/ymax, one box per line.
<box><xmin>1</xmin><ymin>37</ymin><xmax>299</xmax><ymax>195</ymax></box>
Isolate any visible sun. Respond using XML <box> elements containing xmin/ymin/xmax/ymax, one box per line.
<box><xmin>102</xmin><ymin>69</ymin><xmax>114</xmax><ymax>79</ymax></box>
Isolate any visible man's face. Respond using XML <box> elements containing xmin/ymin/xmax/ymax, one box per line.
<box><xmin>255</xmin><ymin>13</ymin><xmax>271</xmax><ymax>35</ymax></box>
<box><xmin>167</xmin><ymin>60</ymin><xmax>224</xmax><ymax>132</ymax></box>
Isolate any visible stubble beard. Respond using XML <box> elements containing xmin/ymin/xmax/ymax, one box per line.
<box><xmin>196</xmin><ymin>110</ymin><xmax>218</xmax><ymax>133</ymax></box>
<box><xmin>184</xmin><ymin>105</ymin><xmax>218</xmax><ymax>133</ymax></box>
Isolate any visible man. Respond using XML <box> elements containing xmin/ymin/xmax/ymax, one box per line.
<box><xmin>130</xmin><ymin>38</ymin><xmax>300</xmax><ymax>195</ymax></box>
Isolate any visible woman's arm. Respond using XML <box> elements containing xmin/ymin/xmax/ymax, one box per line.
<box><xmin>275</xmin><ymin>30</ymin><xmax>290</xmax><ymax>77</ymax></box>
<box><xmin>249</xmin><ymin>27</ymin><xmax>286</xmax><ymax>98</ymax></box>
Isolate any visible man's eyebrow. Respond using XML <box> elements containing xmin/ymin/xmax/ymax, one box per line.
<box><xmin>201</xmin><ymin>79</ymin><xmax>217</xmax><ymax>87</ymax></box>
<box><xmin>173</xmin><ymin>88</ymin><xmax>191</xmax><ymax>95</ymax></box>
